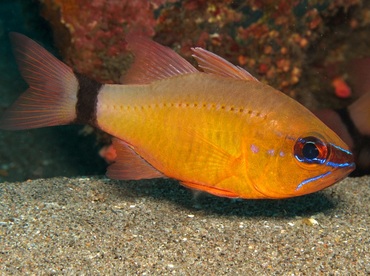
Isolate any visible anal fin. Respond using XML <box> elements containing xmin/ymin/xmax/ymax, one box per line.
<box><xmin>180</xmin><ymin>181</ymin><xmax>239</xmax><ymax>198</ymax></box>
<box><xmin>106</xmin><ymin>138</ymin><xmax>165</xmax><ymax>180</ymax></box>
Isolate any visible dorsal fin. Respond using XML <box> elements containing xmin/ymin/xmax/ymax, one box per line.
<box><xmin>191</xmin><ymin>47</ymin><xmax>258</xmax><ymax>81</ymax></box>
<box><xmin>106</xmin><ymin>138</ymin><xmax>165</xmax><ymax>180</ymax></box>
<box><xmin>121</xmin><ymin>34</ymin><xmax>198</xmax><ymax>84</ymax></box>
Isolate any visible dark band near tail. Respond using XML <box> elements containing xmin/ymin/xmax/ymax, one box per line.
<box><xmin>74</xmin><ymin>73</ymin><xmax>103</xmax><ymax>126</ymax></box>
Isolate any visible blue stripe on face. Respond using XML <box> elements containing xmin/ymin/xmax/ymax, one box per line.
<box><xmin>326</xmin><ymin>161</ymin><xmax>355</xmax><ymax>168</ymax></box>
<box><xmin>330</xmin><ymin>143</ymin><xmax>353</xmax><ymax>155</ymax></box>
<box><xmin>296</xmin><ymin>171</ymin><xmax>331</xmax><ymax>191</ymax></box>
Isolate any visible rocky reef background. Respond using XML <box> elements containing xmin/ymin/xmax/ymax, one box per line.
<box><xmin>39</xmin><ymin>0</ymin><xmax>370</xmax><ymax>108</ymax></box>
<box><xmin>1</xmin><ymin>0</ymin><xmax>369</xmax><ymax>182</ymax></box>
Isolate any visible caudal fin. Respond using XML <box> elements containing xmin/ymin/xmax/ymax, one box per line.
<box><xmin>0</xmin><ymin>33</ymin><xmax>78</xmax><ymax>130</ymax></box>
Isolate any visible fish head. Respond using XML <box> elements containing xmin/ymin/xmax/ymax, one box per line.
<box><xmin>250</xmin><ymin>115</ymin><xmax>355</xmax><ymax>199</ymax></box>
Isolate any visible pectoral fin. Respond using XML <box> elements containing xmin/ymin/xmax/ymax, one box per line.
<box><xmin>106</xmin><ymin>138</ymin><xmax>165</xmax><ymax>180</ymax></box>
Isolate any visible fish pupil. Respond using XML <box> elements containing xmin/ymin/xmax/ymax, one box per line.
<box><xmin>294</xmin><ymin>136</ymin><xmax>328</xmax><ymax>165</ymax></box>
<box><xmin>302</xmin><ymin>142</ymin><xmax>319</xmax><ymax>160</ymax></box>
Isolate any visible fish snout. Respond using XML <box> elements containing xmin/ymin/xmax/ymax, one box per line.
<box><xmin>327</xmin><ymin>143</ymin><xmax>356</xmax><ymax>173</ymax></box>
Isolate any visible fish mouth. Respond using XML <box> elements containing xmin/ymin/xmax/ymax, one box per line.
<box><xmin>324</xmin><ymin>142</ymin><xmax>356</xmax><ymax>184</ymax></box>
<box><xmin>326</xmin><ymin>143</ymin><xmax>356</xmax><ymax>172</ymax></box>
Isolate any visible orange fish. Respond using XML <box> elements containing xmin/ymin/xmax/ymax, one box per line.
<box><xmin>0</xmin><ymin>33</ymin><xmax>355</xmax><ymax>199</ymax></box>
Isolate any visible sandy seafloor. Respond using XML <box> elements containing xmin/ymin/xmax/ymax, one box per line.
<box><xmin>0</xmin><ymin>176</ymin><xmax>369</xmax><ymax>275</ymax></box>
<box><xmin>0</xmin><ymin>3</ymin><xmax>369</xmax><ymax>274</ymax></box>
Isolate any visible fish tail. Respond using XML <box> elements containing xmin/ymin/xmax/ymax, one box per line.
<box><xmin>0</xmin><ymin>33</ymin><xmax>102</xmax><ymax>130</ymax></box>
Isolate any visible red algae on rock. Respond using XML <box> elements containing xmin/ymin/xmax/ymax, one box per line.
<box><xmin>332</xmin><ymin>77</ymin><xmax>352</xmax><ymax>98</ymax></box>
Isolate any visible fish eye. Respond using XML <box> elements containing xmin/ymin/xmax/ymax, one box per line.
<box><xmin>294</xmin><ymin>136</ymin><xmax>328</xmax><ymax>164</ymax></box>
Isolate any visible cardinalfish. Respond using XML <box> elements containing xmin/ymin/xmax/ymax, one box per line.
<box><xmin>0</xmin><ymin>33</ymin><xmax>355</xmax><ymax>199</ymax></box>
